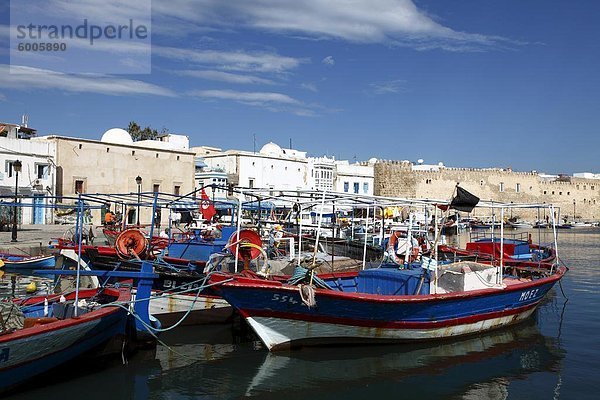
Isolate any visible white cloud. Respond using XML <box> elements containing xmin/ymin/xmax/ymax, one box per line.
<box><xmin>322</xmin><ymin>56</ymin><xmax>335</xmax><ymax>66</ymax></box>
<box><xmin>190</xmin><ymin>89</ymin><xmax>300</xmax><ymax>105</ymax></box>
<box><xmin>175</xmin><ymin>70</ymin><xmax>275</xmax><ymax>85</ymax></box>
<box><xmin>151</xmin><ymin>0</ymin><xmax>510</xmax><ymax>50</ymax></box>
<box><xmin>369</xmin><ymin>79</ymin><xmax>407</xmax><ymax>94</ymax></box>
<box><xmin>0</xmin><ymin>64</ymin><xmax>176</xmax><ymax>97</ymax></box>
<box><xmin>17</xmin><ymin>1</ymin><xmax>150</xmax><ymax>25</ymax></box>
<box><xmin>153</xmin><ymin>46</ymin><xmax>304</xmax><ymax>73</ymax></box>
<box><xmin>188</xmin><ymin>88</ymin><xmax>316</xmax><ymax>116</ymax></box>
<box><xmin>300</xmin><ymin>82</ymin><xmax>318</xmax><ymax>92</ymax></box>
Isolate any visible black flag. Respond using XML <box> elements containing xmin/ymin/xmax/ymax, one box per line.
<box><xmin>449</xmin><ymin>186</ymin><xmax>480</xmax><ymax>213</ymax></box>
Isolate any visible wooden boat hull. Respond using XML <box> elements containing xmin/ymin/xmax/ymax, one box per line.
<box><xmin>0</xmin><ymin>288</ymin><xmax>129</xmax><ymax>393</ymax></box>
<box><xmin>148</xmin><ymin>292</ymin><xmax>232</xmax><ymax>326</ymax></box>
<box><xmin>211</xmin><ymin>267</ymin><xmax>566</xmax><ymax>350</ymax></box>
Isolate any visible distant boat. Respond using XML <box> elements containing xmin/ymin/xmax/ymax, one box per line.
<box><xmin>469</xmin><ymin>220</ymin><xmax>502</xmax><ymax>230</ymax></box>
<box><xmin>0</xmin><ymin>253</ymin><xmax>55</xmax><ymax>270</ymax></box>
<box><xmin>565</xmin><ymin>221</ymin><xmax>594</xmax><ymax>228</ymax></box>
<box><xmin>506</xmin><ymin>221</ymin><xmax>533</xmax><ymax>229</ymax></box>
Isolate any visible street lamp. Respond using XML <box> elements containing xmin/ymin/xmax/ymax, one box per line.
<box><xmin>136</xmin><ymin>175</ymin><xmax>142</xmax><ymax>225</ymax></box>
<box><xmin>11</xmin><ymin>160</ymin><xmax>22</xmax><ymax>242</ymax></box>
<box><xmin>573</xmin><ymin>199</ymin><xmax>576</xmax><ymax>222</ymax></box>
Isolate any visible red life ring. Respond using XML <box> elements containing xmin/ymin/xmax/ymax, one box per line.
<box><xmin>227</xmin><ymin>229</ymin><xmax>263</xmax><ymax>261</ymax></box>
<box><xmin>115</xmin><ymin>228</ymin><xmax>148</xmax><ymax>259</ymax></box>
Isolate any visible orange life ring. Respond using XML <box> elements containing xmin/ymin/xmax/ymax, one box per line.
<box><xmin>115</xmin><ymin>228</ymin><xmax>148</xmax><ymax>259</ymax></box>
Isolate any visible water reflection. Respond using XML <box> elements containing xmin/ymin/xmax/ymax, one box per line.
<box><xmin>141</xmin><ymin>317</ymin><xmax>563</xmax><ymax>400</ymax></box>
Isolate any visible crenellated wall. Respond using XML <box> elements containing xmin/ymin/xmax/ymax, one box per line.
<box><xmin>374</xmin><ymin>161</ymin><xmax>600</xmax><ymax>221</ymax></box>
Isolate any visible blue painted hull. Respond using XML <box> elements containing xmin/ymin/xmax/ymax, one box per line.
<box><xmin>211</xmin><ymin>266</ymin><xmax>566</xmax><ymax>349</ymax></box>
<box><xmin>0</xmin><ymin>289</ymin><xmax>129</xmax><ymax>394</ymax></box>
<box><xmin>2</xmin><ymin>255</ymin><xmax>55</xmax><ymax>269</ymax></box>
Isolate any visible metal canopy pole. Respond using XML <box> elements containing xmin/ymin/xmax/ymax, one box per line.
<box><xmin>499</xmin><ymin>207</ymin><xmax>504</xmax><ymax>286</ymax></box>
<box><xmin>74</xmin><ymin>195</ymin><xmax>84</xmax><ymax>317</ymax></box>
<box><xmin>234</xmin><ymin>190</ymin><xmax>243</xmax><ymax>273</ymax></box>
<box><xmin>550</xmin><ymin>205</ymin><xmax>559</xmax><ymax>273</ymax></box>
<box><xmin>311</xmin><ymin>191</ymin><xmax>327</xmax><ymax>268</ymax></box>
<box><xmin>362</xmin><ymin>206</ymin><xmax>370</xmax><ymax>270</ymax></box>
<box><xmin>297</xmin><ymin>204</ymin><xmax>303</xmax><ymax>266</ymax></box>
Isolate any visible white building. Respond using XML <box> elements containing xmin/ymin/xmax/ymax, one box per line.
<box><xmin>194</xmin><ymin>141</ymin><xmax>375</xmax><ymax>199</ymax></box>
<box><xmin>573</xmin><ymin>172</ymin><xmax>600</xmax><ymax>180</ymax></box>
<box><xmin>0</xmin><ymin>121</ymin><xmax>56</xmax><ymax>224</ymax></box>
<box><xmin>194</xmin><ymin>157</ymin><xmax>228</xmax><ymax>199</ymax></box>
<box><xmin>308</xmin><ymin>156</ymin><xmax>335</xmax><ymax>191</ymax></box>
<box><xmin>196</xmin><ymin>142</ymin><xmax>309</xmax><ymax>191</ymax></box>
<box><xmin>334</xmin><ymin>159</ymin><xmax>374</xmax><ymax>196</ymax></box>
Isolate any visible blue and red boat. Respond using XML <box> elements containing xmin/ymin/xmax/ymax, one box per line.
<box><xmin>0</xmin><ymin>287</ymin><xmax>130</xmax><ymax>393</ymax></box>
<box><xmin>0</xmin><ymin>255</ymin><xmax>159</xmax><ymax>394</ymax></box>
<box><xmin>209</xmin><ymin>261</ymin><xmax>566</xmax><ymax>350</ymax></box>
<box><xmin>0</xmin><ymin>253</ymin><xmax>55</xmax><ymax>269</ymax></box>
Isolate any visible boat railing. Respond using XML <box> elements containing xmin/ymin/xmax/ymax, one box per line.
<box><xmin>469</xmin><ymin>230</ymin><xmax>529</xmax><ymax>243</ymax></box>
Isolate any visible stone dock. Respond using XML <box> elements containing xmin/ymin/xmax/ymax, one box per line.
<box><xmin>0</xmin><ymin>224</ymin><xmax>77</xmax><ymax>255</ymax></box>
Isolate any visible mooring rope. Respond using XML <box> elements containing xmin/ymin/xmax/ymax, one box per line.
<box><xmin>299</xmin><ymin>284</ymin><xmax>317</xmax><ymax>307</ymax></box>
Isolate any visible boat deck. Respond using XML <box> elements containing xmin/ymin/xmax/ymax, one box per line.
<box><xmin>502</xmin><ymin>276</ymin><xmax>532</xmax><ymax>286</ymax></box>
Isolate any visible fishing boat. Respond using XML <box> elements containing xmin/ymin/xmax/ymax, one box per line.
<box><xmin>54</xmin><ymin>224</ymin><xmax>271</xmax><ymax>327</ymax></box>
<box><xmin>0</xmin><ymin>253</ymin><xmax>55</xmax><ymax>269</ymax></box>
<box><xmin>506</xmin><ymin>218</ymin><xmax>533</xmax><ymax>229</ymax></box>
<box><xmin>564</xmin><ymin>221</ymin><xmax>594</xmax><ymax>228</ymax></box>
<box><xmin>439</xmin><ymin>231</ymin><xmax>555</xmax><ymax>266</ymax></box>
<box><xmin>0</xmin><ymin>193</ymin><xmax>168</xmax><ymax>394</ymax></box>
<box><xmin>0</xmin><ymin>287</ymin><xmax>131</xmax><ymax>393</ymax></box>
<box><xmin>208</xmin><ymin>187</ymin><xmax>567</xmax><ymax>351</ymax></box>
<box><xmin>210</xmin><ymin>260</ymin><xmax>566</xmax><ymax>350</ymax></box>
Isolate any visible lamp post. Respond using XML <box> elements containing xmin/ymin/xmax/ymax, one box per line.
<box><xmin>11</xmin><ymin>160</ymin><xmax>22</xmax><ymax>242</ymax></box>
<box><xmin>573</xmin><ymin>199</ymin><xmax>576</xmax><ymax>222</ymax></box>
<box><xmin>136</xmin><ymin>175</ymin><xmax>142</xmax><ymax>225</ymax></box>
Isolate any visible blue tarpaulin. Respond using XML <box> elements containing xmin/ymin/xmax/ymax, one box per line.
<box><xmin>213</xmin><ymin>200</ymin><xmax>275</xmax><ymax>211</ymax></box>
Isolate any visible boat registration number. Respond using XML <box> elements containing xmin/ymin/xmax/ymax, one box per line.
<box><xmin>519</xmin><ymin>289</ymin><xmax>539</xmax><ymax>301</ymax></box>
<box><xmin>271</xmin><ymin>293</ymin><xmax>299</xmax><ymax>304</ymax></box>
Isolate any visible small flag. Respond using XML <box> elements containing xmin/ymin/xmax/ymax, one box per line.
<box><xmin>450</xmin><ymin>186</ymin><xmax>480</xmax><ymax>213</ymax></box>
<box><xmin>200</xmin><ymin>188</ymin><xmax>216</xmax><ymax>221</ymax></box>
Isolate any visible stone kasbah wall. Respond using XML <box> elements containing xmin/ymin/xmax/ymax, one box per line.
<box><xmin>374</xmin><ymin>161</ymin><xmax>600</xmax><ymax>221</ymax></box>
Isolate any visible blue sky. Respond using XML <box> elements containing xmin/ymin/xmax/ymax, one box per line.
<box><xmin>1</xmin><ymin>0</ymin><xmax>599</xmax><ymax>174</ymax></box>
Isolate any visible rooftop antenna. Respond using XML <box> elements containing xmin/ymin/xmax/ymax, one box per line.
<box><xmin>253</xmin><ymin>133</ymin><xmax>256</xmax><ymax>154</ymax></box>
<box><xmin>21</xmin><ymin>114</ymin><xmax>28</xmax><ymax>128</ymax></box>
<box><xmin>289</xmin><ymin>138</ymin><xmax>292</xmax><ymax>149</ymax></box>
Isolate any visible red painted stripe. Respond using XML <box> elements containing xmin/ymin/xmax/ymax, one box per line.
<box><xmin>0</xmin><ymin>288</ymin><xmax>129</xmax><ymax>343</ymax></box>
<box><xmin>239</xmin><ymin>301</ymin><xmax>538</xmax><ymax>329</ymax></box>
<box><xmin>215</xmin><ymin>266</ymin><xmax>565</xmax><ymax>304</ymax></box>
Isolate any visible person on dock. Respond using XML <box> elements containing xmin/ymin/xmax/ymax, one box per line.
<box><xmin>104</xmin><ymin>207</ymin><xmax>115</xmax><ymax>227</ymax></box>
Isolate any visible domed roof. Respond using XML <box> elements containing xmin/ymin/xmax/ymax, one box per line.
<box><xmin>259</xmin><ymin>142</ymin><xmax>283</xmax><ymax>156</ymax></box>
<box><xmin>101</xmin><ymin>128</ymin><xmax>133</xmax><ymax>145</ymax></box>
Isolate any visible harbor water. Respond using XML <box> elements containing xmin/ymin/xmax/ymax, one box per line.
<box><xmin>2</xmin><ymin>229</ymin><xmax>599</xmax><ymax>399</ymax></box>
